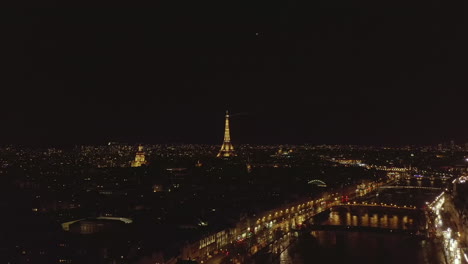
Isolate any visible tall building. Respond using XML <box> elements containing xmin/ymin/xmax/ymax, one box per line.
<box><xmin>131</xmin><ymin>145</ymin><xmax>148</xmax><ymax>167</ymax></box>
<box><xmin>217</xmin><ymin>111</ymin><xmax>236</xmax><ymax>158</ymax></box>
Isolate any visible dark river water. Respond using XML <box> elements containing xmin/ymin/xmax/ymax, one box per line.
<box><xmin>275</xmin><ymin>231</ymin><xmax>445</xmax><ymax>264</ymax></box>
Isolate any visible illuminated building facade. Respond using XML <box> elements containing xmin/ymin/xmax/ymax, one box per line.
<box><xmin>217</xmin><ymin>111</ymin><xmax>236</xmax><ymax>157</ymax></box>
<box><xmin>131</xmin><ymin>145</ymin><xmax>148</xmax><ymax>167</ymax></box>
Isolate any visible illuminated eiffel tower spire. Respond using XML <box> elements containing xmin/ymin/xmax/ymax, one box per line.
<box><xmin>217</xmin><ymin>110</ymin><xmax>236</xmax><ymax>158</ymax></box>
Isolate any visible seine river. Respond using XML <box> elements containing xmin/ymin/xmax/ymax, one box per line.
<box><xmin>257</xmin><ymin>203</ymin><xmax>444</xmax><ymax>263</ymax></box>
<box><xmin>267</xmin><ymin>205</ymin><xmax>446</xmax><ymax>264</ymax></box>
<box><xmin>275</xmin><ymin>230</ymin><xmax>445</xmax><ymax>264</ymax></box>
<box><xmin>253</xmin><ymin>179</ymin><xmax>447</xmax><ymax>264</ymax></box>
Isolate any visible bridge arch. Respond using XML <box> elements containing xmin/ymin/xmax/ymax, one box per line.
<box><xmin>308</xmin><ymin>179</ymin><xmax>327</xmax><ymax>187</ymax></box>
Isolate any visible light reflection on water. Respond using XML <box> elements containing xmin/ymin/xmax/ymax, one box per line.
<box><xmin>323</xmin><ymin>211</ymin><xmax>416</xmax><ymax>230</ymax></box>
<box><xmin>277</xmin><ymin>231</ymin><xmax>444</xmax><ymax>264</ymax></box>
<box><xmin>278</xmin><ymin>245</ymin><xmax>293</xmax><ymax>264</ymax></box>
<box><xmin>271</xmin><ymin>211</ymin><xmax>423</xmax><ymax>264</ymax></box>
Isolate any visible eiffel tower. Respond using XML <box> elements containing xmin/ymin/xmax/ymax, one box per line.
<box><xmin>217</xmin><ymin>110</ymin><xmax>236</xmax><ymax>157</ymax></box>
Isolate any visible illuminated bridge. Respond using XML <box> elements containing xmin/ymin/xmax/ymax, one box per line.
<box><xmin>295</xmin><ymin>202</ymin><xmax>426</xmax><ymax>237</ymax></box>
<box><xmin>377</xmin><ymin>186</ymin><xmax>442</xmax><ymax>191</ymax></box>
<box><xmin>402</xmin><ymin>175</ymin><xmax>451</xmax><ymax>181</ymax></box>
<box><xmin>262</xmin><ymin>201</ymin><xmax>429</xmax><ymax>262</ymax></box>
<box><xmin>307</xmin><ymin>179</ymin><xmax>327</xmax><ymax>187</ymax></box>
<box><xmin>331</xmin><ymin>202</ymin><xmax>418</xmax><ymax>210</ymax></box>
<box><xmin>304</xmin><ymin>225</ymin><xmax>424</xmax><ymax>236</ymax></box>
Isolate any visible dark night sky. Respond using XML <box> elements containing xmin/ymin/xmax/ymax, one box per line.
<box><xmin>1</xmin><ymin>4</ymin><xmax>468</xmax><ymax>146</ymax></box>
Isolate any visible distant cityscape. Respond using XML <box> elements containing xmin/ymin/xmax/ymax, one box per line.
<box><xmin>1</xmin><ymin>110</ymin><xmax>468</xmax><ymax>264</ymax></box>
<box><xmin>1</xmin><ymin>112</ymin><xmax>468</xmax><ymax>264</ymax></box>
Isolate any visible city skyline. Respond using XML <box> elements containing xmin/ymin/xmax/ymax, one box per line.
<box><xmin>0</xmin><ymin>107</ymin><xmax>467</xmax><ymax>147</ymax></box>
